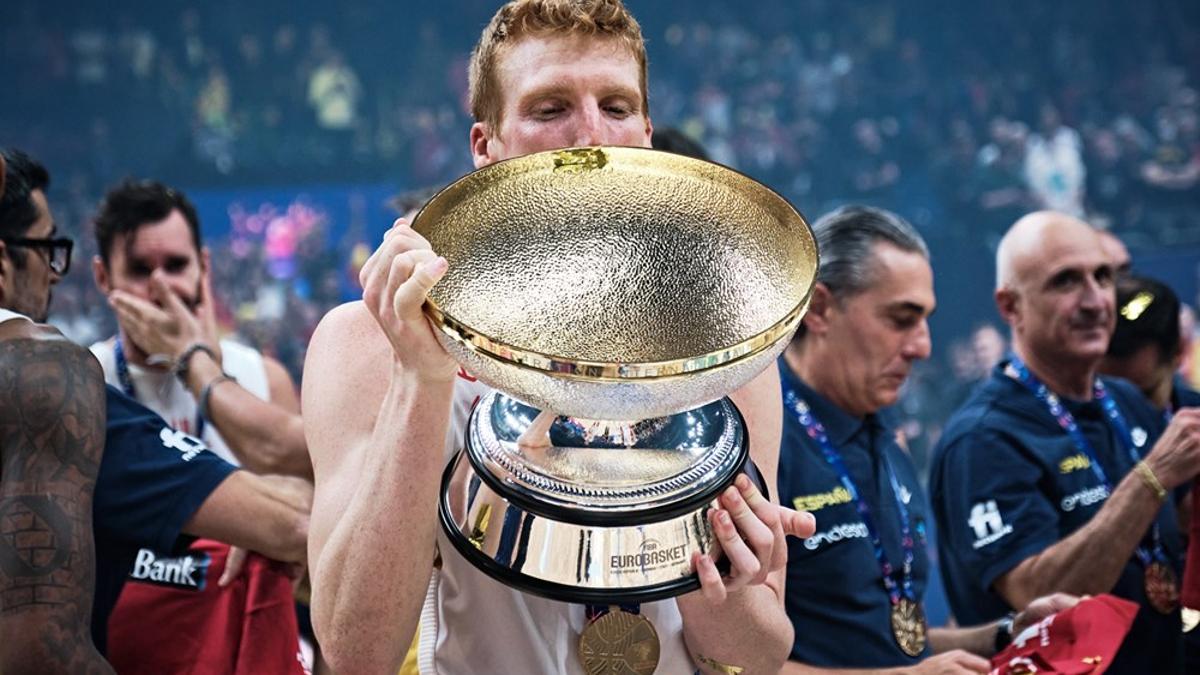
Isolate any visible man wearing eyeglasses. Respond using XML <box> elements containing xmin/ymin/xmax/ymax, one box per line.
<box><xmin>0</xmin><ymin>148</ymin><xmax>311</xmax><ymax>672</ymax></box>
<box><xmin>0</xmin><ymin>157</ymin><xmax>71</xmax><ymax>323</ymax></box>
<box><xmin>0</xmin><ymin>149</ymin><xmax>115</xmax><ymax>673</ymax></box>
<box><xmin>2</xmin><ymin>232</ymin><xmax>72</xmax><ymax>275</ymax></box>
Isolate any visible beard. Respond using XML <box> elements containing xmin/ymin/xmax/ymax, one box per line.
<box><xmin>10</xmin><ymin>287</ymin><xmax>51</xmax><ymax>323</ymax></box>
<box><xmin>31</xmin><ymin>300</ymin><xmax>49</xmax><ymax>323</ymax></box>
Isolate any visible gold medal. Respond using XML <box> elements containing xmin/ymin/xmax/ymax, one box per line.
<box><xmin>579</xmin><ymin>607</ymin><xmax>660</xmax><ymax>675</ymax></box>
<box><xmin>1144</xmin><ymin>561</ymin><xmax>1179</xmax><ymax>614</ymax></box>
<box><xmin>890</xmin><ymin>598</ymin><xmax>927</xmax><ymax>657</ymax></box>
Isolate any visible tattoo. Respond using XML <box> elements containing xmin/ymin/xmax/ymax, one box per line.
<box><xmin>0</xmin><ymin>336</ymin><xmax>113</xmax><ymax>673</ymax></box>
<box><xmin>0</xmin><ymin>496</ymin><xmax>73</xmax><ymax>583</ymax></box>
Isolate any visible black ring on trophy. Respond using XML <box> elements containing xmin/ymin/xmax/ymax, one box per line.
<box><xmin>437</xmin><ymin>446</ymin><xmax>765</xmax><ymax>604</ymax></box>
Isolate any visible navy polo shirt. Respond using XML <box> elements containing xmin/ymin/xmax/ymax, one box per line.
<box><xmin>777</xmin><ymin>361</ymin><xmax>931</xmax><ymax>667</ymax></box>
<box><xmin>931</xmin><ymin>361</ymin><xmax>1184</xmax><ymax>674</ymax></box>
<box><xmin>91</xmin><ymin>385</ymin><xmax>237</xmax><ymax>652</ymax></box>
<box><xmin>1172</xmin><ymin>379</ymin><xmax>1200</xmax><ymax>411</ymax></box>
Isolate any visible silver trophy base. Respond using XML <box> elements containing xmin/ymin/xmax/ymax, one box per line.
<box><xmin>437</xmin><ymin>392</ymin><xmax>765</xmax><ymax>604</ymax></box>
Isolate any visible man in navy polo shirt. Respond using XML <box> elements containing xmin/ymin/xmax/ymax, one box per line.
<box><xmin>1099</xmin><ymin>275</ymin><xmax>1200</xmax><ymax>674</ymax></box>
<box><xmin>91</xmin><ymin>385</ymin><xmax>238</xmax><ymax>650</ymax></box>
<box><xmin>1100</xmin><ymin>275</ymin><xmax>1200</xmax><ymax>414</ymax></box>
<box><xmin>779</xmin><ymin>206</ymin><xmax>1073</xmax><ymax>674</ymax></box>
<box><xmin>932</xmin><ymin>211</ymin><xmax>1200</xmax><ymax>674</ymax></box>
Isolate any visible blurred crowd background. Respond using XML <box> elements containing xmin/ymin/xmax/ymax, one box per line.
<box><xmin>3</xmin><ymin>0</ymin><xmax>1198</xmax><ymax>480</ymax></box>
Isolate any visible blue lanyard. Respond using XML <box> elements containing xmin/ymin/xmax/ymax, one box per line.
<box><xmin>783</xmin><ymin>383</ymin><xmax>916</xmax><ymax>606</ymax></box>
<box><xmin>115</xmin><ymin>336</ymin><xmax>206</xmax><ymax>438</ymax></box>
<box><xmin>1007</xmin><ymin>356</ymin><xmax>1166</xmax><ymax>567</ymax></box>
<box><xmin>585</xmin><ymin>604</ymin><xmax>640</xmax><ymax>620</ymax></box>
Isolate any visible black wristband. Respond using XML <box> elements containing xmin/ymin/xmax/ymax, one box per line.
<box><xmin>994</xmin><ymin>612</ymin><xmax>1017</xmax><ymax>653</ymax></box>
<box><xmin>199</xmin><ymin>373</ymin><xmax>237</xmax><ymax>422</ymax></box>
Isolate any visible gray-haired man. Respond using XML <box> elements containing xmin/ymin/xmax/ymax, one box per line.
<box><xmin>778</xmin><ymin>206</ymin><xmax>1073</xmax><ymax>674</ymax></box>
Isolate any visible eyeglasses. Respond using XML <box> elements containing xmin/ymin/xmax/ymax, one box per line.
<box><xmin>1</xmin><ymin>236</ymin><xmax>74</xmax><ymax>275</ymax></box>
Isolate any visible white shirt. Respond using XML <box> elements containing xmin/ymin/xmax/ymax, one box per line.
<box><xmin>418</xmin><ymin>371</ymin><xmax>695</xmax><ymax>674</ymax></box>
<box><xmin>0</xmin><ymin>308</ymin><xmax>31</xmax><ymax>325</ymax></box>
<box><xmin>90</xmin><ymin>337</ymin><xmax>270</xmax><ymax>466</ymax></box>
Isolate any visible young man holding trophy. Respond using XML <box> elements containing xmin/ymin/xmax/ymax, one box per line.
<box><xmin>302</xmin><ymin>1</ymin><xmax>814</xmax><ymax>673</ymax></box>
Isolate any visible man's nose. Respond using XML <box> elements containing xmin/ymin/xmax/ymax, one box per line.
<box><xmin>1079</xmin><ymin>276</ymin><xmax>1111</xmax><ymax>311</ymax></box>
<box><xmin>572</xmin><ymin>106</ymin><xmax>606</xmax><ymax>147</ymax></box>
<box><xmin>903</xmin><ymin>320</ymin><xmax>932</xmax><ymax>360</ymax></box>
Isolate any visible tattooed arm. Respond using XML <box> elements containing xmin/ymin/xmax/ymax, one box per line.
<box><xmin>0</xmin><ymin>331</ymin><xmax>115</xmax><ymax>674</ymax></box>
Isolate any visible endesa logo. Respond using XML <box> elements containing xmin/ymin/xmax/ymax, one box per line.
<box><xmin>803</xmin><ymin>522</ymin><xmax>869</xmax><ymax>551</ymax></box>
<box><xmin>1060</xmin><ymin>485</ymin><xmax>1109</xmax><ymax>512</ymax></box>
<box><xmin>129</xmin><ymin>548</ymin><xmax>211</xmax><ymax>591</ymax></box>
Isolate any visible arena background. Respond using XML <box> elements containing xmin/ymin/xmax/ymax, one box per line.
<box><xmin>4</xmin><ymin>0</ymin><xmax>1200</xmax><ymax>624</ymax></box>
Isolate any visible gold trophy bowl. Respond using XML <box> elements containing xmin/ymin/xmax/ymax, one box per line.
<box><xmin>415</xmin><ymin>146</ymin><xmax>817</xmax><ymax>602</ymax></box>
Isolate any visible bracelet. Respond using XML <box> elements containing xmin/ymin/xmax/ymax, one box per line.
<box><xmin>1133</xmin><ymin>460</ymin><xmax>1167</xmax><ymax>502</ymax></box>
<box><xmin>199</xmin><ymin>373</ymin><xmax>237</xmax><ymax>423</ymax></box>
<box><xmin>173</xmin><ymin>342</ymin><xmax>218</xmax><ymax>383</ymax></box>
<box><xmin>694</xmin><ymin>654</ymin><xmax>743</xmax><ymax>674</ymax></box>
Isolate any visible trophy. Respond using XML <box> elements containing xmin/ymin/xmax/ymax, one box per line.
<box><xmin>414</xmin><ymin>146</ymin><xmax>817</xmax><ymax>605</ymax></box>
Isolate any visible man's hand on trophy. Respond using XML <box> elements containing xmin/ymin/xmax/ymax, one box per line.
<box><xmin>693</xmin><ymin>473</ymin><xmax>815</xmax><ymax>604</ymax></box>
<box><xmin>360</xmin><ymin>218</ymin><xmax>457</xmax><ymax>382</ymax></box>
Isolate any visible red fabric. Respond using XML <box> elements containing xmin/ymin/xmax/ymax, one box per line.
<box><xmin>989</xmin><ymin>595</ymin><xmax>1139</xmax><ymax>675</ymax></box>
<box><xmin>107</xmin><ymin>539</ymin><xmax>306</xmax><ymax>675</ymax></box>
<box><xmin>1183</xmin><ymin>480</ymin><xmax>1200</xmax><ymax>608</ymax></box>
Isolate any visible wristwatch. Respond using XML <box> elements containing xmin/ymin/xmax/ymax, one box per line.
<box><xmin>994</xmin><ymin>611</ymin><xmax>1017</xmax><ymax>653</ymax></box>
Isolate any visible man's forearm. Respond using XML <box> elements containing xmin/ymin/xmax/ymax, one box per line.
<box><xmin>310</xmin><ymin>371</ymin><xmax>453</xmax><ymax>674</ymax></box>
<box><xmin>183</xmin><ymin>471</ymin><xmax>310</xmax><ymax>563</ymax></box>
<box><xmin>927</xmin><ymin>624</ymin><xmax>996</xmax><ymax>658</ymax></box>
<box><xmin>780</xmin><ymin>661</ymin><xmax>905</xmax><ymax>674</ymax></box>
<box><xmin>774</xmin><ymin>623</ymin><xmax>1001</xmax><ymax>674</ymax></box>
<box><xmin>678</xmin><ymin>584</ymin><xmax>793</xmax><ymax>674</ymax></box>
<box><xmin>185</xmin><ymin>353</ymin><xmax>311</xmax><ymax>478</ymax></box>
<box><xmin>996</xmin><ymin>471</ymin><xmax>1163</xmax><ymax>607</ymax></box>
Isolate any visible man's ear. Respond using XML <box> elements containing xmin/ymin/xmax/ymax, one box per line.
<box><xmin>1170</xmin><ymin>333</ymin><xmax>1187</xmax><ymax>370</ymax></box>
<box><xmin>800</xmin><ymin>283</ymin><xmax>835</xmax><ymax>336</ymax></box>
<box><xmin>92</xmin><ymin>255</ymin><xmax>112</xmax><ymax>294</ymax></box>
<box><xmin>470</xmin><ymin>122</ymin><xmax>496</xmax><ymax>169</ymax></box>
<box><xmin>995</xmin><ymin>287</ymin><xmax>1019</xmax><ymax>327</ymax></box>
<box><xmin>0</xmin><ymin>241</ymin><xmax>10</xmax><ymax>305</ymax></box>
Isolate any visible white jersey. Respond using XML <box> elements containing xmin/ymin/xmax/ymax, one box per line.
<box><xmin>90</xmin><ymin>336</ymin><xmax>270</xmax><ymax>466</ymax></box>
<box><xmin>419</xmin><ymin>370</ymin><xmax>695</xmax><ymax>675</ymax></box>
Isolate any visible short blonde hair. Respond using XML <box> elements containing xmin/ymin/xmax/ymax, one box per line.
<box><xmin>468</xmin><ymin>0</ymin><xmax>649</xmax><ymax>132</ymax></box>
